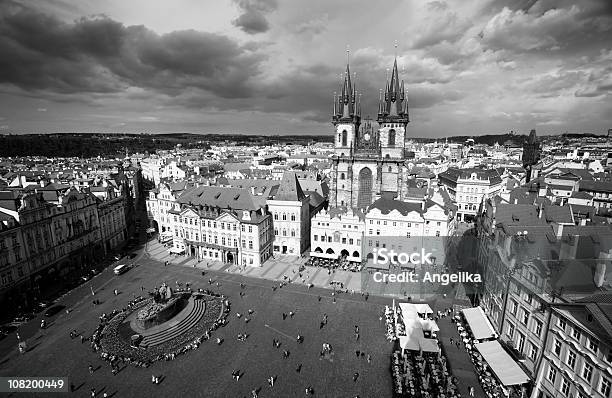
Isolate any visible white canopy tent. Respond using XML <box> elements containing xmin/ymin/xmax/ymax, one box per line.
<box><xmin>475</xmin><ymin>341</ymin><xmax>529</xmax><ymax>386</ymax></box>
<box><xmin>398</xmin><ymin>303</ymin><xmax>433</xmax><ymax>319</ymax></box>
<box><xmin>462</xmin><ymin>307</ymin><xmax>497</xmax><ymax>340</ymax></box>
<box><xmin>397</xmin><ymin>303</ymin><xmax>440</xmax><ymax>353</ymax></box>
<box><xmin>419</xmin><ymin>337</ymin><xmax>440</xmax><ymax>353</ymax></box>
<box><xmin>168</xmin><ymin>247</ymin><xmax>184</xmax><ymax>254</ymax></box>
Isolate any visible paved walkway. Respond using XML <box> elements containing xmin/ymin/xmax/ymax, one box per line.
<box><xmin>146</xmin><ymin>241</ymin><xmax>450</xmax><ymax>301</ymax></box>
<box><xmin>145</xmin><ymin>240</ymin><xmax>488</xmax><ymax>396</ymax></box>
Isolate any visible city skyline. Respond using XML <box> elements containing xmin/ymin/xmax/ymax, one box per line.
<box><xmin>0</xmin><ymin>0</ymin><xmax>611</xmax><ymax>136</ymax></box>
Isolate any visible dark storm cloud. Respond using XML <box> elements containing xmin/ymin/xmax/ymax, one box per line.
<box><xmin>479</xmin><ymin>0</ymin><xmax>612</xmax><ymax>54</ymax></box>
<box><xmin>232</xmin><ymin>0</ymin><xmax>278</xmax><ymax>34</ymax></box>
<box><xmin>0</xmin><ymin>1</ymin><xmax>265</xmax><ymax>98</ymax></box>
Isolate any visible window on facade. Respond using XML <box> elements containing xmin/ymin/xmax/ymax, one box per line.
<box><xmin>517</xmin><ymin>332</ymin><xmax>526</xmax><ymax>352</ymax></box>
<box><xmin>582</xmin><ymin>363</ymin><xmax>593</xmax><ymax>382</ymax></box>
<box><xmin>554</xmin><ymin>339</ymin><xmax>562</xmax><ymax>356</ymax></box>
<box><xmin>547</xmin><ymin>367</ymin><xmax>556</xmax><ymax>383</ymax></box>
<box><xmin>507</xmin><ymin>323</ymin><xmax>515</xmax><ymax>339</ymax></box>
<box><xmin>349</xmin><ymin>238</ymin><xmax>353</xmax><ymax>245</ymax></box>
<box><xmin>242</xmin><ymin>240</ymin><xmax>246</xmax><ymax>248</ymax></box>
<box><xmin>529</xmin><ymin>344</ymin><xmax>538</xmax><ymax>361</ymax></box>
<box><xmin>567</xmin><ymin>350</ymin><xmax>576</xmax><ymax>369</ymax></box>
<box><xmin>600</xmin><ymin>377</ymin><xmax>612</xmax><ymax>398</ymax></box>
<box><xmin>572</xmin><ymin>328</ymin><xmax>581</xmax><ymax>341</ymax></box>
<box><xmin>282</xmin><ymin>229</ymin><xmax>287</xmax><ymax>236</ymax></box>
<box><xmin>282</xmin><ymin>214</ymin><xmax>287</xmax><ymax>221</ymax></box>
<box><xmin>436</xmin><ymin>231</ymin><xmax>440</xmax><ymax>237</ymax></box>
<box><xmin>561</xmin><ymin>378</ymin><xmax>570</xmax><ymax>396</ymax></box>
<box><xmin>534</xmin><ymin>319</ymin><xmax>543</xmax><ymax>337</ymax></box>
<box><xmin>522</xmin><ymin>309</ymin><xmax>529</xmax><ymax>325</ymax></box>
<box><xmin>291</xmin><ymin>230</ymin><xmax>295</xmax><ymax>237</ymax></box>
<box><xmin>588</xmin><ymin>338</ymin><xmax>599</xmax><ymax>353</ymax></box>
<box><xmin>557</xmin><ymin>318</ymin><xmax>567</xmax><ymax>330</ymax></box>
<box><xmin>274</xmin><ymin>213</ymin><xmax>278</xmax><ymax>220</ymax></box>
<box><xmin>221</xmin><ymin>222</ymin><xmax>224</xmax><ymax>229</ymax></box>
<box><xmin>510</xmin><ymin>300</ymin><xmax>518</xmax><ymax>315</ymax></box>
<box><xmin>291</xmin><ymin>214</ymin><xmax>296</xmax><ymax>221</ymax></box>
<box><xmin>248</xmin><ymin>241</ymin><xmax>253</xmax><ymax>249</ymax></box>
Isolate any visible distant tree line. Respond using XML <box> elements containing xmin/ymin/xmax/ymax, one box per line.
<box><xmin>0</xmin><ymin>134</ymin><xmax>211</xmax><ymax>157</ymax></box>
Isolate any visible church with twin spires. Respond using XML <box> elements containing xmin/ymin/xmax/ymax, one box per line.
<box><xmin>329</xmin><ymin>54</ymin><xmax>415</xmax><ymax>211</ymax></box>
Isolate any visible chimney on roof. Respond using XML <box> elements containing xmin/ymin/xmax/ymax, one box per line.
<box><xmin>555</xmin><ymin>223</ymin><xmax>564</xmax><ymax>238</ymax></box>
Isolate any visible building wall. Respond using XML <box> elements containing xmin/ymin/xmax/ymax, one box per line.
<box><xmin>269</xmin><ymin>198</ymin><xmax>310</xmax><ymax>256</ymax></box>
<box><xmin>311</xmin><ymin>210</ymin><xmax>364</xmax><ymax>260</ymax></box>
<box><xmin>534</xmin><ymin>311</ymin><xmax>612</xmax><ymax>398</ymax></box>
<box><xmin>171</xmin><ymin>206</ymin><xmax>273</xmax><ymax>267</ymax></box>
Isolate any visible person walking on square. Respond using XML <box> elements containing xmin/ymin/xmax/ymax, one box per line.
<box><xmin>469</xmin><ymin>386</ymin><xmax>475</xmax><ymax>397</ymax></box>
<box><xmin>353</xmin><ymin>372</ymin><xmax>359</xmax><ymax>382</ymax></box>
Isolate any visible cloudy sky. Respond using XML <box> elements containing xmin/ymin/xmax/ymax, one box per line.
<box><xmin>0</xmin><ymin>0</ymin><xmax>611</xmax><ymax>137</ymax></box>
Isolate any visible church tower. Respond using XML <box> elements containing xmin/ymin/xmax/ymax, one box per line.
<box><xmin>329</xmin><ymin>46</ymin><xmax>411</xmax><ymax>210</ymax></box>
<box><xmin>332</xmin><ymin>57</ymin><xmax>361</xmax><ymax>157</ymax></box>
<box><xmin>377</xmin><ymin>57</ymin><xmax>409</xmax><ymax>159</ymax></box>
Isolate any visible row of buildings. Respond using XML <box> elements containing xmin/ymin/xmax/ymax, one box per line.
<box><xmin>0</xmin><ymin>164</ymin><xmax>141</xmax><ymax>314</ymax></box>
<box><xmin>472</xmin><ymin>185</ymin><xmax>612</xmax><ymax>398</ymax></box>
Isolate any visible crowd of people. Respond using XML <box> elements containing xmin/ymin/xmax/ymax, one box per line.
<box><xmin>385</xmin><ymin>306</ymin><xmax>399</xmax><ymax>341</ymax></box>
<box><xmin>453</xmin><ymin>314</ymin><xmax>517</xmax><ymax>398</ymax></box>
<box><xmin>391</xmin><ymin>350</ymin><xmax>461</xmax><ymax>398</ymax></box>
<box><xmin>90</xmin><ymin>289</ymin><xmax>230</xmax><ymax>367</ymax></box>
<box><xmin>305</xmin><ymin>256</ymin><xmax>363</xmax><ymax>272</ymax></box>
